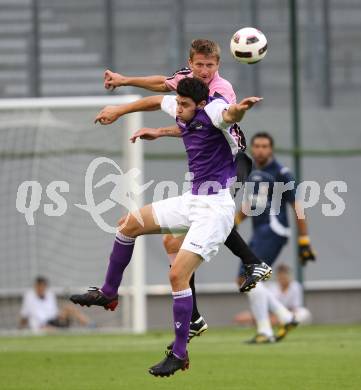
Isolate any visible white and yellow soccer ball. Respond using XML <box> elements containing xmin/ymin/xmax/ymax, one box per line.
<box><xmin>230</xmin><ymin>27</ymin><xmax>268</xmax><ymax>64</ymax></box>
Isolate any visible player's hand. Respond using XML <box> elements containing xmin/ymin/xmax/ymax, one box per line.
<box><xmin>238</xmin><ymin>96</ymin><xmax>263</xmax><ymax>111</ymax></box>
<box><xmin>94</xmin><ymin>105</ymin><xmax>122</xmax><ymax>125</ymax></box>
<box><xmin>298</xmin><ymin>236</ymin><xmax>316</xmax><ymax>266</ymax></box>
<box><xmin>104</xmin><ymin>69</ymin><xmax>127</xmax><ymax>90</ymax></box>
<box><xmin>130</xmin><ymin>128</ymin><xmax>161</xmax><ymax>143</ymax></box>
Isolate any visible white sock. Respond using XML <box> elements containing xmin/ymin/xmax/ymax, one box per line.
<box><xmin>265</xmin><ymin>287</ymin><xmax>293</xmax><ymax>324</ymax></box>
<box><xmin>247</xmin><ymin>283</ymin><xmax>273</xmax><ymax>337</ymax></box>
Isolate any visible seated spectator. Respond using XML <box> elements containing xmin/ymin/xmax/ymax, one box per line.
<box><xmin>234</xmin><ymin>264</ymin><xmax>312</xmax><ymax>326</ymax></box>
<box><xmin>19</xmin><ymin>276</ymin><xmax>90</xmax><ymax>332</ymax></box>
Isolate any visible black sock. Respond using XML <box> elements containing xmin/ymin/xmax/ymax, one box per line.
<box><xmin>224</xmin><ymin>226</ymin><xmax>261</xmax><ymax>265</ymax></box>
<box><xmin>189</xmin><ymin>273</ymin><xmax>201</xmax><ymax>322</ymax></box>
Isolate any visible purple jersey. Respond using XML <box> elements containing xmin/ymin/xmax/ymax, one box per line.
<box><xmin>161</xmin><ymin>96</ymin><xmax>238</xmax><ymax>195</ymax></box>
<box><xmin>165</xmin><ymin>68</ymin><xmax>246</xmax><ymax>151</ymax></box>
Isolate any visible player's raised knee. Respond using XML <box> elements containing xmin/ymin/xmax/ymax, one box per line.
<box><xmin>163</xmin><ymin>234</ymin><xmax>182</xmax><ymax>254</ymax></box>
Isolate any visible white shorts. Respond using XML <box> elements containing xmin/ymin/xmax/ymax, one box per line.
<box><xmin>152</xmin><ymin>189</ymin><xmax>235</xmax><ymax>262</ymax></box>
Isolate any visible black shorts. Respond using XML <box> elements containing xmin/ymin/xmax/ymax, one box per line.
<box><xmin>234</xmin><ymin>151</ymin><xmax>253</xmax><ymax>197</ymax></box>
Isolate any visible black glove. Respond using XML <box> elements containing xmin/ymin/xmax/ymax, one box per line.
<box><xmin>298</xmin><ymin>236</ymin><xmax>316</xmax><ymax>266</ymax></box>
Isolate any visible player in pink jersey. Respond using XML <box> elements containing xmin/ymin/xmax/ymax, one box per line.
<box><xmin>96</xmin><ymin>39</ymin><xmax>272</xmax><ymax>345</ymax></box>
<box><xmin>103</xmin><ymin>39</ymin><xmax>236</xmax><ymax>103</ymax></box>
<box><xmin>164</xmin><ymin>65</ymin><xmax>236</xmax><ymax>105</ymax></box>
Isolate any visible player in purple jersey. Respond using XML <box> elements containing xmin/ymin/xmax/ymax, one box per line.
<box><xmin>71</xmin><ymin>78</ymin><xmax>262</xmax><ymax>376</ymax></box>
<box><xmin>95</xmin><ymin>39</ymin><xmax>272</xmax><ymax>344</ymax></box>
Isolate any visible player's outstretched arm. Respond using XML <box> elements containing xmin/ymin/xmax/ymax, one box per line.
<box><xmin>94</xmin><ymin>95</ymin><xmax>164</xmax><ymax>125</ymax></box>
<box><xmin>222</xmin><ymin>97</ymin><xmax>263</xmax><ymax>124</ymax></box>
<box><xmin>130</xmin><ymin>125</ymin><xmax>182</xmax><ymax>143</ymax></box>
<box><xmin>104</xmin><ymin>69</ymin><xmax>171</xmax><ymax>92</ymax></box>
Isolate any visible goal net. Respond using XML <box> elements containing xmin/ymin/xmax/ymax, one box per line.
<box><xmin>0</xmin><ymin>96</ymin><xmax>146</xmax><ymax>333</ymax></box>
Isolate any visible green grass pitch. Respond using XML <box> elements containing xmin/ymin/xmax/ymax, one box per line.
<box><xmin>1</xmin><ymin>325</ymin><xmax>360</xmax><ymax>390</ymax></box>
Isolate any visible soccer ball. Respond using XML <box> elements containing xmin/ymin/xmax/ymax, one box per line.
<box><xmin>230</xmin><ymin>27</ymin><xmax>268</xmax><ymax>64</ymax></box>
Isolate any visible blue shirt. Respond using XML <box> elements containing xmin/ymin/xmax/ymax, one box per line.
<box><xmin>247</xmin><ymin>159</ymin><xmax>296</xmax><ymax>236</ymax></box>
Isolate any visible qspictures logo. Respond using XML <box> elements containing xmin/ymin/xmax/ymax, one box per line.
<box><xmin>15</xmin><ymin>157</ymin><xmax>348</xmax><ymax>233</ymax></box>
<box><xmin>15</xmin><ymin>157</ymin><xmax>153</xmax><ymax>233</ymax></box>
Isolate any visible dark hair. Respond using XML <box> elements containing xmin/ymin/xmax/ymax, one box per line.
<box><xmin>251</xmin><ymin>132</ymin><xmax>274</xmax><ymax>148</ymax></box>
<box><xmin>189</xmin><ymin>39</ymin><xmax>221</xmax><ymax>61</ymax></box>
<box><xmin>276</xmin><ymin>264</ymin><xmax>291</xmax><ymax>274</ymax></box>
<box><xmin>35</xmin><ymin>276</ymin><xmax>48</xmax><ymax>285</ymax></box>
<box><xmin>176</xmin><ymin>77</ymin><xmax>209</xmax><ymax>105</ymax></box>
